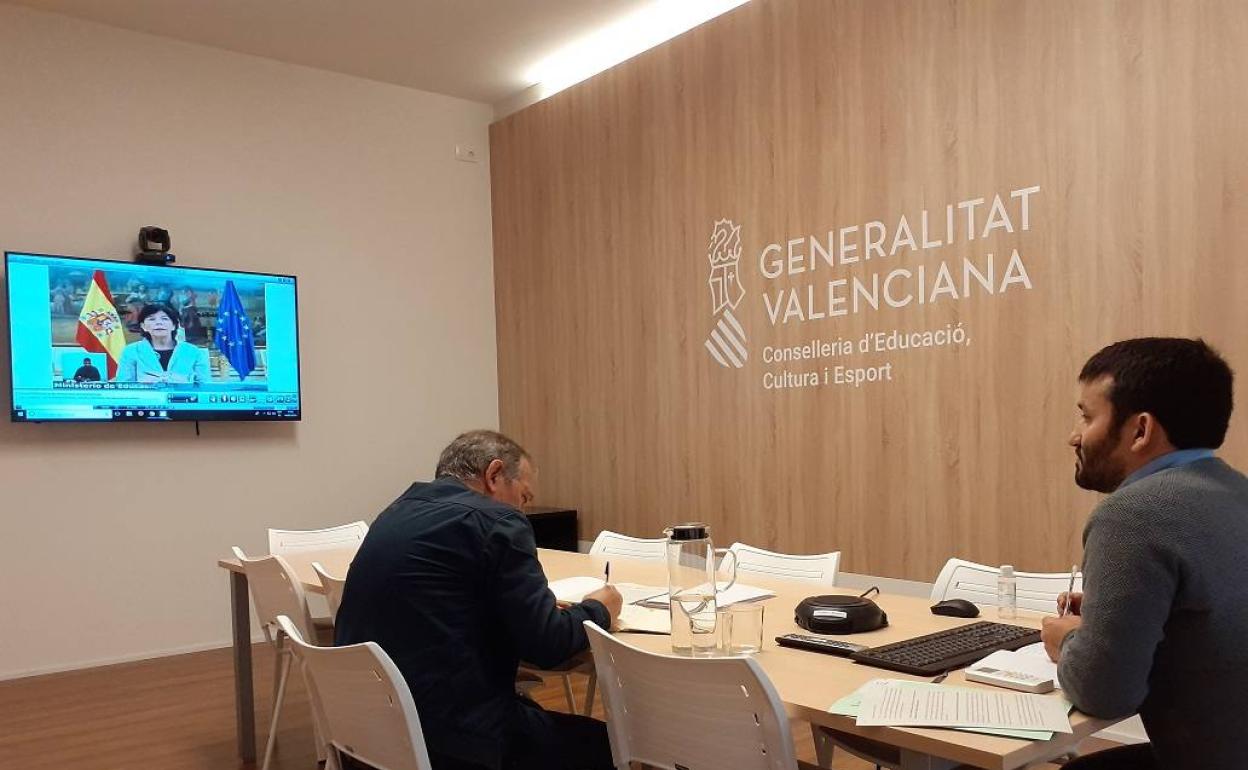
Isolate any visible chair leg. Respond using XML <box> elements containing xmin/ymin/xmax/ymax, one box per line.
<box><xmin>269</xmin><ymin>644</ymin><xmax>283</xmax><ymax>720</ymax></box>
<box><xmin>312</xmin><ymin>706</ymin><xmax>327</xmax><ymax>763</ymax></box>
<box><xmin>292</xmin><ymin>653</ymin><xmax>330</xmax><ymax>765</ymax></box>
<box><xmin>264</xmin><ymin>641</ymin><xmax>283</xmax><ymax>761</ymax></box>
<box><xmin>324</xmin><ymin>746</ymin><xmax>342</xmax><ymax>770</ymax></box>
<box><xmin>262</xmin><ymin>652</ymin><xmax>292</xmax><ymax>770</ymax></box>
<box><xmin>811</xmin><ymin>723</ymin><xmax>834</xmax><ymax>768</ymax></box>
<box><xmin>583</xmin><ymin>671</ymin><xmax>598</xmax><ymax>716</ymax></box>
<box><xmin>561</xmin><ymin>673</ymin><xmax>578</xmax><ymax>713</ymax></box>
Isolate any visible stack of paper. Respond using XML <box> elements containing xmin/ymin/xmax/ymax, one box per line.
<box><xmin>552</xmin><ymin>577</ymin><xmax>775</xmax><ymax>610</ymax></box>
<box><xmin>636</xmin><ymin>583</ymin><xmax>776</xmax><ymax>608</ymax></box>
<box><xmin>830</xmin><ymin>679</ymin><xmax>1072</xmax><ymax>740</ymax></box>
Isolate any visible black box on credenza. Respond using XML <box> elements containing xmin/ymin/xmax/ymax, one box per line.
<box><xmin>524</xmin><ymin>507</ymin><xmax>579</xmax><ymax>552</ymax></box>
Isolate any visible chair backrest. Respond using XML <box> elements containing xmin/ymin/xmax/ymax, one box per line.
<box><xmin>231</xmin><ymin>546</ymin><xmax>316</xmax><ymax>642</ymax></box>
<box><xmin>268</xmin><ymin>521</ymin><xmax>369</xmax><ymax>555</ymax></box>
<box><xmin>930</xmin><ymin>558</ymin><xmax>1085</xmax><ymax>613</ymax></box>
<box><xmin>728</xmin><ymin>542</ymin><xmax>840</xmax><ymax>586</ymax></box>
<box><xmin>312</xmin><ymin>561</ymin><xmax>346</xmax><ymax>617</ymax></box>
<box><xmin>585</xmin><ymin>622</ymin><xmax>798</xmax><ymax>770</ymax></box>
<box><xmin>588</xmin><ymin>530</ymin><xmax>667</xmax><ymax>561</ymax></box>
<box><xmin>276</xmin><ymin>616</ymin><xmax>432</xmax><ymax>770</ymax></box>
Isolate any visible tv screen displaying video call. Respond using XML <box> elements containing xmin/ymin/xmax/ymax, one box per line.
<box><xmin>5</xmin><ymin>251</ymin><xmax>300</xmax><ymax>422</ymax></box>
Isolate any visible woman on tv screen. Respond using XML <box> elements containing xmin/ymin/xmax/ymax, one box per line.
<box><xmin>114</xmin><ymin>303</ymin><xmax>211</xmax><ymax>384</ymax></box>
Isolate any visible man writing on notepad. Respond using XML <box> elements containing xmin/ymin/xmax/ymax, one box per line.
<box><xmin>335</xmin><ymin>430</ymin><xmax>622</xmax><ymax>770</ymax></box>
<box><xmin>1041</xmin><ymin>338</ymin><xmax>1248</xmax><ymax>770</ymax></box>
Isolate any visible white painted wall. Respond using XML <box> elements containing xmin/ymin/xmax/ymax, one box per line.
<box><xmin>0</xmin><ymin>5</ymin><xmax>498</xmax><ymax>679</ymax></box>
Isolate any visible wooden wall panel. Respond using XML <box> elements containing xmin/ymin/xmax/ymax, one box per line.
<box><xmin>489</xmin><ymin>0</ymin><xmax>1248</xmax><ymax>581</ymax></box>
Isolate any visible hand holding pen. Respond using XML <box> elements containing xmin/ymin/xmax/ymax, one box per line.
<box><xmin>584</xmin><ymin>561</ymin><xmax>622</xmax><ymax>625</ymax></box>
<box><xmin>1057</xmin><ymin>564</ymin><xmax>1082</xmax><ymax>617</ymax></box>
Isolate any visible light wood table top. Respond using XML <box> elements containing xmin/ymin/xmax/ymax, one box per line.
<box><xmin>220</xmin><ymin>547</ymin><xmax>1114</xmax><ymax>769</ymax></box>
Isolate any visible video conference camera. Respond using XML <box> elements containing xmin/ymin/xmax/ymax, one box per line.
<box><xmin>135</xmin><ymin>225</ymin><xmax>176</xmax><ymax>265</ymax></box>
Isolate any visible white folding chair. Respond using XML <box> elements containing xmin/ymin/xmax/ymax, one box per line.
<box><xmin>275</xmin><ymin>615</ymin><xmax>433</xmax><ymax>770</ymax></box>
<box><xmin>728</xmin><ymin>542</ymin><xmax>840</xmax><ymax>586</ymax></box>
<box><xmin>813</xmin><ymin>558</ymin><xmax>1086</xmax><ymax>769</ymax></box>
<box><xmin>726</xmin><ymin>543</ymin><xmax>841</xmax><ymax>763</ymax></box>
<box><xmin>588</xmin><ymin>530</ymin><xmax>667</xmax><ymax>561</ymax></box>
<box><xmin>585</xmin><ymin>621</ymin><xmax>809</xmax><ymax>770</ymax></box>
<box><xmin>312</xmin><ymin>561</ymin><xmax>347</xmax><ymax>618</ymax></box>
<box><xmin>269</xmin><ymin>521</ymin><xmax>366</xmax><ymax>629</ymax></box>
<box><xmin>231</xmin><ymin>546</ymin><xmax>322</xmax><ymax>770</ymax></box>
<box><xmin>268</xmin><ymin>520</ymin><xmax>369</xmax><ymax>554</ymax></box>
<box><xmin>931</xmin><ymin>557</ymin><xmax>1083</xmax><ymax>611</ymax></box>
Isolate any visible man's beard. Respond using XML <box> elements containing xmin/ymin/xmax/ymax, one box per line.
<box><xmin>1075</xmin><ymin>438</ymin><xmax>1127</xmax><ymax>493</ymax></box>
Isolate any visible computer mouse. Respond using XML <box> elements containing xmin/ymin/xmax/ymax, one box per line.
<box><xmin>930</xmin><ymin>598</ymin><xmax>981</xmax><ymax>618</ymax></box>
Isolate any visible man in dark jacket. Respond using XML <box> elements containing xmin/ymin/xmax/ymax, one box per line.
<box><xmin>73</xmin><ymin>357</ymin><xmax>101</xmax><ymax>382</ymax></box>
<box><xmin>335</xmin><ymin>430</ymin><xmax>622</xmax><ymax>770</ymax></box>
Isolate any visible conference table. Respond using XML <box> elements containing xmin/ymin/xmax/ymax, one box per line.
<box><xmin>219</xmin><ymin>548</ymin><xmax>1113</xmax><ymax>769</ymax></box>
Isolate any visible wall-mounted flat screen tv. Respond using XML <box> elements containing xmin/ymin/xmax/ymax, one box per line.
<box><xmin>5</xmin><ymin>251</ymin><xmax>300</xmax><ymax>422</ymax></box>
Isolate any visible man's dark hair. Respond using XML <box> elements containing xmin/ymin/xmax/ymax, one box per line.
<box><xmin>435</xmin><ymin>430</ymin><xmax>530</xmax><ymax>482</ymax></box>
<box><xmin>1079</xmin><ymin>337</ymin><xmax>1234</xmax><ymax>449</ymax></box>
<box><xmin>135</xmin><ymin>303</ymin><xmax>181</xmax><ymax>342</ymax></box>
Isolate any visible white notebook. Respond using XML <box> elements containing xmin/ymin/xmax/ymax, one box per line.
<box><xmin>616</xmin><ymin>604</ymin><xmax>671</xmax><ymax>634</ymax></box>
<box><xmin>967</xmin><ymin>642</ymin><xmax>1059</xmax><ymax>684</ymax></box>
<box><xmin>547</xmin><ymin>578</ymin><xmax>671</xmax><ymax>634</ymax></box>
<box><xmin>548</xmin><ymin>578</ymin><xmax>666</xmax><ymax>606</ymax></box>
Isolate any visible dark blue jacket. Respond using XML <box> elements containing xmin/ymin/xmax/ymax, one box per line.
<box><xmin>334</xmin><ymin>477</ymin><xmax>609</xmax><ymax>768</ymax></box>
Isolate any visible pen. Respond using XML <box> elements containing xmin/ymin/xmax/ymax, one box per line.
<box><xmin>604</xmin><ymin>561</ymin><xmax>611</xmax><ymax>585</ymax></box>
<box><xmin>1060</xmin><ymin>564</ymin><xmax>1078</xmax><ymax>617</ymax></box>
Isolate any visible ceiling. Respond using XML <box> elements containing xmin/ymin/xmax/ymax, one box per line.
<box><xmin>3</xmin><ymin>0</ymin><xmax>656</xmax><ymax>105</ymax></box>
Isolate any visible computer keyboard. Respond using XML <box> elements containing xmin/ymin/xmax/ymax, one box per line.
<box><xmin>849</xmin><ymin>621</ymin><xmax>1041</xmax><ymax>676</ymax></box>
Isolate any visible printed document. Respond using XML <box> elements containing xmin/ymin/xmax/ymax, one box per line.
<box><xmin>830</xmin><ymin>680</ymin><xmax>1066</xmax><ymax>740</ymax></box>
<box><xmin>856</xmin><ymin>679</ymin><xmax>1072</xmax><ymax>733</ymax></box>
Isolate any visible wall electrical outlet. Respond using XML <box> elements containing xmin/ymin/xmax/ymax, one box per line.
<box><xmin>455</xmin><ymin>144</ymin><xmax>479</xmax><ymax>163</ymax></box>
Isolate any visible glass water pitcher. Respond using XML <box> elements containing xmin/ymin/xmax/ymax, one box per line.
<box><xmin>664</xmin><ymin>522</ymin><xmax>738</xmax><ymax>656</ymax></box>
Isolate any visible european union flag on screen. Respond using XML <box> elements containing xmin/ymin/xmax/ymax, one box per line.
<box><xmin>214</xmin><ymin>280</ymin><xmax>256</xmax><ymax>380</ymax></box>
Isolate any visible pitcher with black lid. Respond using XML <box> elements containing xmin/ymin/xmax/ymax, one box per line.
<box><xmin>664</xmin><ymin>522</ymin><xmax>738</xmax><ymax>656</ymax></box>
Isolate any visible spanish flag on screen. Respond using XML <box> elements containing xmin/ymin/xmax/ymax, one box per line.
<box><xmin>75</xmin><ymin>270</ymin><xmax>127</xmax><ymax>379</ymax></box>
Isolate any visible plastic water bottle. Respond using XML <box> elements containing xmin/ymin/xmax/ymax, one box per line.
<box><xmin>998</xmin><ymin>565</ymin><xmax>1018</xmax><ymax>620</ymax></box>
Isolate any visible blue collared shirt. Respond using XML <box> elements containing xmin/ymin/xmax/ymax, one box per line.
<box><xmin>1119</xmin><ymin>448</ymin><xmax>1217</xmax><ymax>489</ymax></box>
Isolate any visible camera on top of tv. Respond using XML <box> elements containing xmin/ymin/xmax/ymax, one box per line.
<box><xmin>135</xmin><ymin>226</ymin><xmax>176</xmax><ymax>265</ymax></box>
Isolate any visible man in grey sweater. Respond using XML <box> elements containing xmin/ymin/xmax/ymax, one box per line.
<box><xmin>1041</xmin><ymin>338</ymin><xmax>1247</xmax><ymax>770</ymax></box>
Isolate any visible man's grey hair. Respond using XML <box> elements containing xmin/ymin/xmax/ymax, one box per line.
<box><xmin>435</xmin><ymin>430</ymin><xmax>531</xmax><ymax>482</ymax></box>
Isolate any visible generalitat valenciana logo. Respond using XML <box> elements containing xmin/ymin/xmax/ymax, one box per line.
<box><xmin>704</xmin><ymin>218</ymin><xmax>748</xmax><ymax>369</ymax></box>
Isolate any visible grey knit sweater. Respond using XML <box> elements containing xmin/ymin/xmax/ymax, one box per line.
<box><xmin>1058</xmin><ymin>458</ymin><xmax>1248</xmax><ymax>769</ymax></box>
